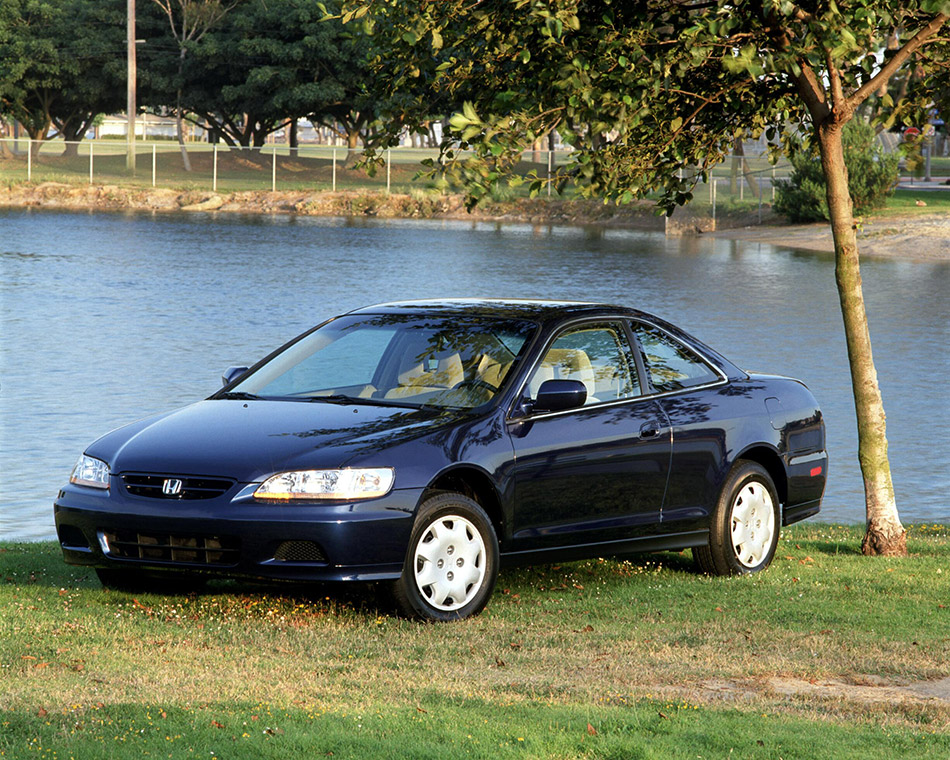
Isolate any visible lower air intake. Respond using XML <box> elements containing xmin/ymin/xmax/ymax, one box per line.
<box><xmin>273</xmin><ymin>540</ymin><xmax>327</xmax><ymax>563</ymax></box>
<box><xmin>102</xmin><ymin>531</ymin><xmax>239</xmax><ymax>566</ymax></box>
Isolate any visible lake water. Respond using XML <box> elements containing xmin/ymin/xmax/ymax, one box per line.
<box><xmin>1</xmin><ymin>209</ymin><xmax>948</xmax><ymax>540</ymax></box>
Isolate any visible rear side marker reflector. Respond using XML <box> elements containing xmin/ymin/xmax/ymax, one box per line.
<box><xmin>810</xmin><ymin>466</ymin><xmax>823</xmax><ymax>477</ymax></box>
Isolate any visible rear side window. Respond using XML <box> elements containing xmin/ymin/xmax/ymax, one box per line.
<box><xmin>632</xmin><ymin>323</ymin><xmax>720</xmax><ymax>393</ymax></box>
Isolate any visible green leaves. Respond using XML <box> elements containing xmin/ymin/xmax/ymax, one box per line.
<box><xmin>354</xmin><ymin>0</ymin><xmax>949</xmax><ymax>216</ymax></box>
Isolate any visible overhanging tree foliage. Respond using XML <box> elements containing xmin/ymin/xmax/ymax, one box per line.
<box><xmin>355</xmin><ymin>0</ymin><xmax>950</xmax><ymax>556</ymax></box>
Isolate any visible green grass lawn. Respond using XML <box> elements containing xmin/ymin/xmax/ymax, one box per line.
<box><xmin>877</xmin><ymin>187</ymin><xmax>950</xmax><ymax>216</ymax></box>
<box><xmin>2</xmin><ymin>524</ymin><xmax>948</xmax><ymax>758</ymax></box>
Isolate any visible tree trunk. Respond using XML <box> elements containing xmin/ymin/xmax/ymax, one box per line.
<box><xmin>532</xmin><ymin>136</ymin><xmax>543</xmax><ymax>165</ymax></box>
<box><xmin>0</xmin><ymin>119</ymin><xmax>12</xmax><ymax>158</ymax></box>
<box><xmin>25</xmin><ymin>123</ymin><xmax>49</xmax><ymax>160</ymax></box>
<box><xmin>58</xmin><ymin>118</ymin><xmax>89</xmax><ymax>158</ymax></box>
<box><xmin>730</xmin><ymin>141</ymin><xmax>740</xmax><ymax>195</ymax></box>
<box><xmin>732</xmin><ymin>138</ymin><xmax>760</xmax><ymax>199</ymax></box>
<box><xmin>817</xmin><ymin>122</ymin><xmax>906</xmax><ymax>557</ymax></box>
<box><xmin>288</xmin><ymin>119</ymin><xmax>298</xmax><ymax>155</ymax></box>
<box><xmin>175</xmin><ymin>103</ymin><xmax>191</xmax><ymax>171</ymax></box>
<box><xmin>344</xmin><ymin>127</ymin><xmax>360</xmax><ymax>168</ymax></box>
<box><xmin>176</xmin><ymin>49</ymin><xmax>192</xmax><ymax>172</ymax></box>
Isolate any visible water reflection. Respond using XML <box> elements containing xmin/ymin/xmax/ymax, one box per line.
<box><xmin>1</xmin><ymin>209</ymin><xmax>947</xmax><ymax>539</ymax></box>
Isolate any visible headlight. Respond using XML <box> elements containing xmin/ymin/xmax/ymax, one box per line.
<box><xmin>70</xmin><ymin>454</ymin><xmax>110</xmax><ymax>489</ymax></box>
<box><xmin>254</xmin><ymin>468</ymin><xmax>395</xmax><ymax>500</ymax></box>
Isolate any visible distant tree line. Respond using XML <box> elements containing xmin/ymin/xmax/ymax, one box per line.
<box><xmin>0</xmin><ymin>0</ymin><xmax>423</xmax><ymax>166</ymax></box>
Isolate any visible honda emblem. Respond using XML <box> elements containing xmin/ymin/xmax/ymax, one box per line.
<box><xmin>162</xmin><ymin>478</ymin><xmax>183</xmax><ymax>496</ymax></box>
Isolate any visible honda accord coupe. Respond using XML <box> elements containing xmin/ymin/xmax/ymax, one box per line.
<box><xmin>55</xmin><ymin>299</ymin><xmax>827</xmax><ymax>621</ymax></box>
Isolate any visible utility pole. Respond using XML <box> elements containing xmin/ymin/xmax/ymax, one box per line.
<box><xmin>126</xmin><ymin>0</ymin><xmax>136</xmax><ymax>172</ymax></box>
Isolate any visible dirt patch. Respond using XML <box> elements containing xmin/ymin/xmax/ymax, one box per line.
<box><xmin>666</xmin><ymin>675</ymin><xmax>950</xmax><ymax>707</ymax></box>
<box><xmin>711</xmin><ymin>213</ymin><xmax>950</xmax><ymax>262</ymax></box>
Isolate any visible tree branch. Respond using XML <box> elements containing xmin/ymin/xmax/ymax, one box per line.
<box><xmin>826</xmin><ymin>50</ymin><xmax>846</xmax><ymax>115</ymax></box>
<box><xmin>849</xmin><ymin>14</ymin><xmax>949</xmax><ymax>108</ymax></box>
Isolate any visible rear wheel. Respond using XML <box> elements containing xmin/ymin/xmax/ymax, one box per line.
<box><xmin>694</xmin><ymin>461</ymin><xmax>780</xmax><ymax>576</ymax></box>
<box><xmin>393</xmin><ymin>492</ymin><xmax>499</xmax><ymax>621</ymax></box>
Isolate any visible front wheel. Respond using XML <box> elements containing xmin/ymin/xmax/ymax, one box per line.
<box><xmin>694</xmin><ymin>461</ymin><xmax>780</xmax><ymax>576</ymax></box>
<box><xmin>393</xmin><ymin>492</ymin><xmax>499</xmax><ymax>621</ymax></box>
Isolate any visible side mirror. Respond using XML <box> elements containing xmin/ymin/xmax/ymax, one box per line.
<box><xmin>533</xmin><ymin>379</ymin><xmax>587</xmax><ymax>412</ymax></box>
<box><xmin>221</xmin><ymin>366</ymin><xmax>249</xmax><ymax>387</ymax></box>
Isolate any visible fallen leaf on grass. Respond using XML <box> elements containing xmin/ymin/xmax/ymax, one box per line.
<box><xmin>211</xmin><ymin>720</ymin><xmax>225</xmax><ymax>729</ymax></box>
<box><xmin>37</xmin><ymin>708</ymin><xmax>48</xmax><ymax>718</ymax></box>
<box><xmin>587</xmin><ymin>723</ymin><xmax>597</xmax><ymax>735</ymax></box>
<box><xmin>658</xmin><ymin>711</ymin><xmax>669</xmax><ymax>719</ymax></box>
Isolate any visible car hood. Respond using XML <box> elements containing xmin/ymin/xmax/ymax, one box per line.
<box><xmin>86</xmin><ymin>399</ymin><xmax>460</xmax><ymax>482</ymax></box>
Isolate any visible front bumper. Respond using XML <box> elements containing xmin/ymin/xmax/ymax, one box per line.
<box><xmin>53</xmin><ymin>480</ymin><xmax>422</xmax><ymax>583</ymax></box>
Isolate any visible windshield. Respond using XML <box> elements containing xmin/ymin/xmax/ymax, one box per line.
<box><xmin>228</xmin><ymin>314</ymin><xmax>536</xmax><ymax>409</ymax></box>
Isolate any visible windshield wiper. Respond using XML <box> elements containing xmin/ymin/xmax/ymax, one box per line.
<box><xmin>217</xmin><ymin>391</ymin><xmax>260</xmax><ymax>400</ymax></box>
<box><xmin>305</xmin><ymin>394</ymin><xmax>406</xmax><ymax>407</ymax></box>
<box><xmin>304</xmin><ymin>394</ymin><xmax>449</xmax><ymax>411</ymax></box>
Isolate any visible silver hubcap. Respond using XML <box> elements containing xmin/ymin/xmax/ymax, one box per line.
<box><xmin>413</xmin><ymin>514</ymin><xmax>486</xmax><ymax>611</ymax></box>
<box><xmin>731</xmin><ymin>481</ymin><xmax>775</xmax><ymax>568</ymax></box>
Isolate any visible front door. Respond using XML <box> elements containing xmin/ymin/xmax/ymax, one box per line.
<box><xmin>507</xmin><ymin>321</ymin><xmax>671</xmax><ymax>552</ymax></box>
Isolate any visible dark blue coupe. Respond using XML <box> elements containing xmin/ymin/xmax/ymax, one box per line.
<box><xmin>55</xmin><ymin>300</ymin><xmax>827</xmax><ymax>621</ymax></box>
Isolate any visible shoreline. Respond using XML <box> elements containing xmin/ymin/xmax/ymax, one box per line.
<box><xmin>710</xmin><ymin>214</ymin><xmax>950</xmax><ymax>262</ymax></box>
<box><xmin>3</xmin><ymin>181</ymin><xmax>949</xmax><ymax>262</ymax></box>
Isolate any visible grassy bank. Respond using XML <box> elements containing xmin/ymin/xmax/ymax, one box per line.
<box><xmin>2</xmin><ymin>524</ymin><xmax>948</xmax><ymax>758</ymax></box>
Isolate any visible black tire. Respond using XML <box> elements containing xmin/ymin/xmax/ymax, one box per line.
<box><xmin>392</xmin><ymin>492</ymin><xmax>499</xmax><ymax>621</ymax></box>
<box><xmin>694</xmin><ymin>461</ymin><xmax>780</xmax><ymax>576</ymax></box>
<box><xmin>95</xmin><ymin>567</ymin><xmax>205</xmax><ymax>593</ymax></box>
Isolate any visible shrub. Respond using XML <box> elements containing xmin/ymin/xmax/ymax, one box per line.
<box><xmin>774</xmin><ymin>120</ymin><xmax>899</xmax><ymax>222</ymax></box>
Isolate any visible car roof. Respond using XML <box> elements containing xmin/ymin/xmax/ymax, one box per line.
<box><xmin>345</xmin><ymin>299</ymin><xmax>744</xmax><ymax>378</ymax></box>
<box><xmin>345</xmin><ymin>298</ymin><xmax>644</xmax><ymax>324</ymax></box>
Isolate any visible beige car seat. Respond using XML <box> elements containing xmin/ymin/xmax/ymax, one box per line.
<box><xmin>530</xmin><ymin>348</ymin><xmax>597</xmax><ymax>403</ymax></box>
<box><xmin>384</xmin><ymin>353</ymin><xmax>464</xmax><ymax>399</ymax></box>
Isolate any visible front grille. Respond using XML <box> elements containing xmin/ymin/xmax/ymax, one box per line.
<box><xmin>102</xmin><ymin>530</ymin><xmax>239</xmax><ymax>565</ymax></box>
<box><xmin>273</xmin><ymin>540</ymin><xmax>327</xmax><ymax>563</ymax></box>
<box><xmin>122</xmin><ymin>473</ymin><xmax>234</xmax><ymax>501</ymax></box>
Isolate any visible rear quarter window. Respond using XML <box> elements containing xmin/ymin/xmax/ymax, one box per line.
<box><xmin>632</xmin><ymin>323</ymin><xmax>720</xmax><ymax>393</ymax></box>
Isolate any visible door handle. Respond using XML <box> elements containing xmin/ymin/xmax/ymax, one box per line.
<box><xmin>639</xmin><ymin>422</ymin><xmax>662</xmax><ymax>439</ymax></box>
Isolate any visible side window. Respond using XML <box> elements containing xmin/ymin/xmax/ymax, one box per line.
<box><xmin>528</xmin><ymin>322</ymin><xmax>640</xmax><ymax>405</ymax></box>
<box><xmin>632</xmin><ymin>323</ymin><xmax>720</xmax><ymax>393</ymax></box>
